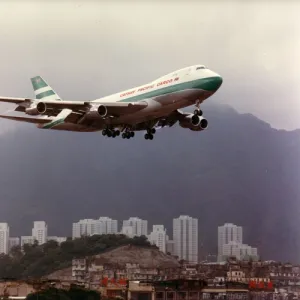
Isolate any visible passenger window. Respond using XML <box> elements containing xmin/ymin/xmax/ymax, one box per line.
<box><xmin>196</xmin><ymin>66</ymin><xmax>205</xmax><ymax>70</ymax></box>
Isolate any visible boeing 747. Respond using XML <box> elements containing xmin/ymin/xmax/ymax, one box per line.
<box><xmin>0</xmin><ymin>65</ymin><xmax>222</xmax><ymax>140</ymax></box>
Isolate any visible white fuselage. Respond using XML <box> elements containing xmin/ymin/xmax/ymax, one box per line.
<box><xmin>42</xmin><ymin>65</ymin><xmax>222</xmax><ymax>131</ymax></box>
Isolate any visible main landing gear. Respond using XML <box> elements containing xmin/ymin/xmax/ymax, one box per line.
<box><xmin>102</xmin><ymin>128</ymin><xmax>120</xmax><ymax>138</ymax></box>
<box><xmin>122</xmin><ymin>131</ymin><xmax>135</xmax><ymax>139</ymax></box>
<box><xmin>144</xmin><ymin>128</ymin><xmax>156</xmax><ymax>140</ymax></box>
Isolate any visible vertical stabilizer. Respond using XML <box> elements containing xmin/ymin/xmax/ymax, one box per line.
<box><xmin>30</xmin><ymin>76</ymin><xmax>61</xmax><ymax>100</ymax></box>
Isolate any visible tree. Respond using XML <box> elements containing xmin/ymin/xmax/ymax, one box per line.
<box><xmin>9</xmin><ymin>245</ymin><xmax>23</xmax><ymax>261</ymax></box>
<box><xmin>1</xmin><ymin>234</ymin><xmax>154</xmax><ymax>279</ymax></box>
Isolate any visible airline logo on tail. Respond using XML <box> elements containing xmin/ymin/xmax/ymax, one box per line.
<box><xmin>30</xmin><ymin>76</ymin><xmax>61</xmax><ymax>100</ymax></box>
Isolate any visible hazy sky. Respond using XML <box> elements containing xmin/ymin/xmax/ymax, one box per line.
<box><xmin>0</xmin><ymin>0</ymin><xmax>299</xmax><ymax>130</ymax></box>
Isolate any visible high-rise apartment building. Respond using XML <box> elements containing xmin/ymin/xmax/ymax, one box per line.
<box><xmin>218</xmin><ymin>223</ymin><xmax>243</xmax><ymax>261</ymax></box>
<box><xmin>32</xmin><ymin>221</ymin><xmax>48</xmax><ymax>245</ymax></box>
<box><xmin>72</xmin><ymin>217</ymin><xmax>118</xmax><ymax>239</ymax></box>
<box><xmin>148</xmin><ymin>225</ymin><xmax>167</xmax><ymax>253</ymax></box>
<box><xmin>0</xmin><ymin>223</ymin><xmax>9</xmax><ymax>254</ymax></box>
<box><xmin>166</xmin><ymin>235</ymin><xmax>175</xmax><ymax>256</ymax></box>
<box><xmin>222</xmin><ymin>241</ymin><xmax>259</xmax><ymax>261</ymax></box>
<box><xmin>99</xmin><ymin>217</ymin><xmax>118</xmax><ymax>234</ymax></box>
<box><xmin>8</xmin><ymin>237</ymin><xmax>20</xmax><ymax>251</ymax></box>
<box><xmin>72</xmin><ymin>219</ymin><xmax>98</xmax><ymax>238</ymax></box>
<box><xmin>121</xmin><ymin>225</ymin><xmax>134</xmax><ymax>238</ymax></box>
<box><xmin>173</xmin><ymin>215</ymin><xmax>198</xmax><ymax>264</ymax></box>
<box><xmin>21</xmin><ymin>236</ymin><xmax>35</xmax><ymax>247</ymax></box>
<box><xmin>122</xmin><ymin>217</ymin><xmax>148</xmax><ymax>237</ymax></box>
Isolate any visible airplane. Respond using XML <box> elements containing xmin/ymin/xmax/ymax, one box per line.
<box><xmin>0</xmin><ymin>65</ymin><xmax>222</xmax><ymax>140</ymax></box>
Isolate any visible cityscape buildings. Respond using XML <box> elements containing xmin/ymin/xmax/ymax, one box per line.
<box><xmin>72</xmin><ymin>217</ymin><xmax>118</xmax><ymax>238</ymax></box>
<box><xmin>218</xmin><ymin>223</ymin><xmax>243</xmax><ymax>261</ymax></box>
<box><xmin>8</xmin><ymin>237</ymin><xmax>20</xmax><ymax>251</ymax></box>
<box><xmin>218</xmin><ymin>223</ymin><xmax>258</xmax><ymax>262</ymax></box>
<box><xmin>0</xmin><ymin>223</ymin><xmax>9</xmax><ymax>254</ymax></box>
<box><xmin>173</xmin><ymin>215</ymin><xmax>198</xmax><ymax>264</ymax></box>
<box><xmin>32</xmin><ymin>221</ymin><xmax>48</xmax><ymax>245</ymax></box>
<box><xmin>0</xmin><ymin>217</ymin><xmax>259</xmax><ymax>264</ymax></box>
<box><xmin>122</xmin><ymin>217</ymin><xmax>148</xmax><ymax>237</ymax></box>
<box><xmin>148</xmin><ymin>225</ymin><xmax>167</xmax><ymax>253</ymax></box>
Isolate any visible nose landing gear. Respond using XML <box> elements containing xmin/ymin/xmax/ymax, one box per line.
<box><xmin>193</xmin><ymin>109</ymin><xmax>203</xmax><ymax>116</ymax></box>
<box><xmin>194</xmin><ymin>100</ymin><xmax>203</xmax><ymax>116</ymax></box>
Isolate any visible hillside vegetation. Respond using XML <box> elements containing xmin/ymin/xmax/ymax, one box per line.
<box><xmin>0</xmin><ymin>234</ymin><xmax>154</xmax><ymax>279</ymax></box>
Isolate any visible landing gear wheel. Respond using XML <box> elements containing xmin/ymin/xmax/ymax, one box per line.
<box><xmin>102</xmin><ymin>130</ymin><xmax>107</xmax><ymax>136</ymax></box>
<box><xmin>107</xmin><ymin>131</ymin><xmax>112</xmax><ymax>137</ymax></box>
<box><xmin>112</xmin><ymin>131</ymin><xmax>116</xmax><ymax>138</ymax></box>
<box><xmin>130</xmin><ymin>131</ymin><xmax>135</xmax><ymax>138</ymax></box>
<box><xmin>147</xmin><ymin>128</ymin><xmax>156</xmax><ymax>135</ymax></box>
<box><xmin>122</xmin><ymin>133</ymin><xmax>126</xmax><ymax>139</ymax></box>
<box><xmin>145</xmin><ymin>133</ymin><xmax>153</xmax><ymax>140</ymax></box>
<box><xmin>115</xmin><ymin>130</ymin><xmax>120</xmax><ymax>136</ymax></box>
<box><xmin>194</xmin><ymin>109</ymin><xmax>203</xmax><ymax>116</ymax></box>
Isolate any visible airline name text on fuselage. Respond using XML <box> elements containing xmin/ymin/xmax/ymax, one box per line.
<box><xmin>119</xmin><ymin>77</ymin><xmax>180</xmax><ymax>98</ymax></box>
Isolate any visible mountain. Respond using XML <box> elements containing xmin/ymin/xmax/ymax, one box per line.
<box><xmin>0</xmin><ymin>101</ymin><xmax>299</xmax><ymax>263</ymax></box>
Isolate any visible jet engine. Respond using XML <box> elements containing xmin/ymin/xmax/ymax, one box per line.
<box><xmin>179</xmin><ymin>113</ymin><xmax>208</xmax><ymax>131</ymax></box>
<box><xmin>25</xmin><ymin>102</ymin><xmax>47</xmax><ymax>115</ymax></box>
<box><xmin>86</xmin><ymin>104</ymin><xmax>108</xmax><ymax>119</ymax></box>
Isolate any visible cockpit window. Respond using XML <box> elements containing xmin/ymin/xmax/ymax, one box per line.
<box><xmin>196</xmin><ymin>66</ymin><xmax>206</xmax><ymax>70</ymax></box>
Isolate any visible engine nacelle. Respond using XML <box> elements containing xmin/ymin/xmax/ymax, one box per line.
<box><xmin>179</xmin><ymin>114</ymin><xmax>208</xmax><ymax>131</ymax></box>
<box><xmin>98</xmin><ymin>105</ymin><xmax>108</xmax><ymax>117</ymax></box>
<box><xmin>25</xmin><ymin>102</ymin><xmax>47</xmax><ymax>115</ymax></box>
<box><xmin>86</xmin><ymin>104</ymin><xmax>108</xmax><ymax>119</ymax></box>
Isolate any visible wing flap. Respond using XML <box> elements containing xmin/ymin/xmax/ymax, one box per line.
<box><xmin>107</xmin><ymin>102</ymin><xmax>148</xmax><ymax>116</ymax></box>
<box><xmin>87</xmin><ymin>101</ymin><xmax>148</xmax><ymax>116</ymax></box>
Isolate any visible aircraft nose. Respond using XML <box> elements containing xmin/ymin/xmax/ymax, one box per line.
<box><xmin>210</xmin><ymin>75</ymin><xmax>223</xmax><ymax>91</ymax></box>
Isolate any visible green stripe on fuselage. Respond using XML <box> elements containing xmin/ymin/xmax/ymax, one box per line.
<box><xmin>36</xmin><ymin>90</ymin><xmax>56</xmax><ymax>99</ymax></box>
<box><xmin>119</xmin><ymin>77</ymin><xmax>220</xmax><ymax>103</ymax></box>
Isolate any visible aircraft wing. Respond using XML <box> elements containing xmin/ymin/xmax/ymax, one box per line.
<box><xmin>0</xmin><ymin>114</ymin><xmax>53</xmax><ymax>124</ymax></box>
<box><xmin>0</xmin><ymin>97</ymin><xmax>148</xmax><ymax>118</ymax></box>
<box><xmin>0</xmin><ymin>97</ymin><xmax>29</xmax><ymax>104</ymax></box>
<box><xmin>0</xmin><ymin>97</ymin><xmax>87</xmax><ymax>111</ymax></box>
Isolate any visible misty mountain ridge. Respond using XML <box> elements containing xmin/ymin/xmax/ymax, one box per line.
<box><xmin>0</xmin><ymin>101</ymin><xmax>299</xmax><ymax>263</ymax></box>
